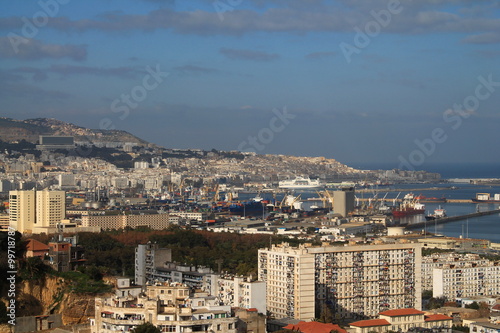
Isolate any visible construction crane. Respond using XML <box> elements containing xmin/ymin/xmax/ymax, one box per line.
<box><xmin>393</xmin><ymin>192</ymin><xmax>401</xmax><ymax>207</ymax></box>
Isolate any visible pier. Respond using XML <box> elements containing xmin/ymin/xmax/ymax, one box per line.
<box><xmin>405</xmin><ymin>209</ymin><xmax>500</xmax><ymax>230</ymax></box>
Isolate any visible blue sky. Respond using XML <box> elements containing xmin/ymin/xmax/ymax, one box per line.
<box><xmin>1</xmin><ymin>0</ymin><xmax>499</xmax><ymax>170</ymax></box>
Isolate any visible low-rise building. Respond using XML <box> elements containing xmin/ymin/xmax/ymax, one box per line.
<box><xmin>25</xmin><ymin>239</ymin><xmax>49</xmax><ymax>259</ymax></box>
<box><xmin>92</xmin><ymin>282</ymin><xmax>238</xmax><ymax>333</ymax></box>
<box><xmin>82</xmin><ymin>212</ymin><xmax>172</xmax><ymax>230</ymax></box>
<box><xmin>349</xmin><ymin>309</ymin><xmax>452</xmax><ymax>333</ymax></box>
<box><xmin>469</xmin><ymin>321</ymin><xmax>500</xmax><ymax>333</ymax></box>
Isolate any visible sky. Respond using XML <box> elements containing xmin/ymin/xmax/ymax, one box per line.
<box><xmin>1</xmin><ymin>0</ymin><xmax>499</xmax><ymax>171</ymax></box>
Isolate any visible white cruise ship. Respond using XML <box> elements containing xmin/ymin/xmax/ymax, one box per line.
<box><xmin>278</xmin><ymin>176</ymin><xmax>323</xmax><ymax>189</ymax></box>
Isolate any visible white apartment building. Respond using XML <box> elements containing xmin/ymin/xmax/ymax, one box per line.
<box><xmin>8</xmin><ymin>190</ymin><xmax>35</xmax><ymax>233</ymax></box>
<box><xmin>258</xmin><ymin>242</ymin><xmax>422</xmax><ymax>321</ymax></box>
<box><xmin>433</xmin><ymin>262</ymin><xmax>500</xmax><ymax>301</ymax></box>
<box><xmin>215</xmin><ymin>276</ymin><xmax>266</xmax><ymax>314</ymax></box>
<box><xmin>421</xmin><ymin>253</ymin><xmax>491</xmax><ymax>290</ymax></box>
<box><xmin>9</xmin><ymin>190</ymin><xmax>65</xmax><ymax>233</ymax></box>
<box><xmin>170</xmin><ymin>212</ymin><xmax>207</xmax><ymax>222</ymax></box>
<box><xmin>92</xmin><ymin>282</ymin><xmax>238</xmax><ymax>333</ymax></box>
<box><xmin>82</xmin><ymin>213</ymin><xmax>172</xmax><ymax>230</ymax></box>
<box><xmin>135</xmin><ymin>244</ymin><xmax>172</xmax><ymax>286</ymax></box>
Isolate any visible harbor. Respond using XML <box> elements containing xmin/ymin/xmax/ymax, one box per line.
<box><xmin>405</xmin><ymin>208</ymin><xmax>500</xmax><ymax>230</ymax></box>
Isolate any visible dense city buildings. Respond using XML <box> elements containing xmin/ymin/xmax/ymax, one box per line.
<box><xmin>135</xmin><ymin>244</ymin><xmax>267</xmax><ymax>314</ymax></box>
<box><xmin>92</xmin><ymin>281</ymin><xmax>238</xmax><ymax>333</ymax></box>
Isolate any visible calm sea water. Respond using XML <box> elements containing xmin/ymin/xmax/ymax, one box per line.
<box><xmin>348</xmin><ymin>183</ymin><xmax>500</xmax><ymax>243</ymax></box>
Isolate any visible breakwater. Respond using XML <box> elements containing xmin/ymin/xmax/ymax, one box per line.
<box><xmin>405</xmin><ymin>209</ymin><xmax>500</xmax><ymax>229</ymax></box>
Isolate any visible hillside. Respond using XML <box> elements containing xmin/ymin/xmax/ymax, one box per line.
<box><xmin>0</xmin><ymin>117</ymin><xmax>149</xmax><ymax>146</ymax></box>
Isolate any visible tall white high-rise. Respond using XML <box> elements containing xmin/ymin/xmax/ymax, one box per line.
<box><xmin>258</xmin><ymin>242</ymin><xmax>422</xmax><ymax>321</ymax></box>
<box><xmin>8</xmin><ymin>190</ymin><xmax>66</xmax><ymax>233</ymax></box>
<box><xmin>36</xmin><ymin>190</ymin><xmax>66</xmax><ymax>228</ymax></box>
<box><xmin>8</xmin><ymin>190</ymin><xmax>36</xmax><ymax>233</ymax></box>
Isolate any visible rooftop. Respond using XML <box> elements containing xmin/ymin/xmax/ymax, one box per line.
<box><xmin>284</xmin><ymin>321</ymin><xmax>347</xmax><ymax>333</ymax></box>
<box><xmin>379</xmin><ymin>309</ymin><xmax>425</xmax><ymax>317</ymax></box>
<box><xmin>26</xmin><ymin>239</ymin><xmax>49</xmax><ymax>252</ymax></box>
<box><xmin>425</xmin><ymin>314</ymin><xmax>453</xmax><ymax>322</ymax></box>
<box><xmin>349</xmin><ymin>319</ymin><xmax>391</xmax><ymax>327</ymax></box>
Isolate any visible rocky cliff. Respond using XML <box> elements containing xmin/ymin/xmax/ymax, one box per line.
<box><xmin>12</xmin><ymin>276</ymin><xmax>96</xmax><ymax>325</ymax></box>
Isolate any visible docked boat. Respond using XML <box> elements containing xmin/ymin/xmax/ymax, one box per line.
<box><xmin>425</xmin><ymin>206</ymin><xmax>447</xmax><ymax>221</ymax></box>
<box><xmin>392</xmin><ymin>193</ymin><xmax>425</xmax><ymax>217</ymax></box>
<box><xmin>471</xmin><ymin>193</ymin><xmax>500</xmax><ymax>203</ymax></box>
<box><xmin>278</xmin><ymin>177</ymin><xmax>322</xmax><ymax>189</ymax></box>
<box><xmin>228</xmin><ymin>196</ymin><xmax>268</xmax><ymax>216</ymax></box>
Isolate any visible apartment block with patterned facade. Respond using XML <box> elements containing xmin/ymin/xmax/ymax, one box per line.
<box><xmin>258</xmin><ymin>242</ymin><xmax>422</xmax><ymax>321</ymax></box>
<box><xmin>421</xmin><ymin>253</ymin><xmax>491</xmax><ymax>291</ymax></box>
<box><xmin>433</xmin><ymin>260</ymin><xmax>500</xmax><ymax>301</ymax></box>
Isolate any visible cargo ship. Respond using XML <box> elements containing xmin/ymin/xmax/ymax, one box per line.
<box><xmin>228</xmin><ymin>196</ymin><xmax>269</xmax><ymax>216</ymax></box>
<box><xmin>471</xmin><ymin>193</ymin><xmax>500</xmax><ymax>203</ymax></box>
<box><xmin>425</xmin><ymin>206</ymin><xmax>447</xmax><ymax>221</ymax></box>
<box><xmin>392</xmin><ymin>193</ymin><xmax>425</xmax><ymax>217</ymax></box>
<box><xmin>278</xmin><ymin>177</ymin><xmax>322</xmax><ymax>189</ymax></box>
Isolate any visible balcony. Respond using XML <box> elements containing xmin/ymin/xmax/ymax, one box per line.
<box><xmin>101</xmin><ymin>318</ymin><xmax>145</xmax><ymax>326</ymax></box>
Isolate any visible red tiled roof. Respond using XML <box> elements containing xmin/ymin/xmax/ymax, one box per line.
<box><xmin>425</xmin><ymin>314</ymin><xmax>453</xmax><ymax>321</ymax></box>
<box><xmin>379</xmin><ymin>308</ymin><xmax>425</xmax><ymax>316</ymax></box>
<box><xmin>283</xmin><ymin>321</ymin><xmax>347</xmax><ymax>333</ymax></box>
<box><xmin>247</xmin><ymin>308</ymin><xmax>258</xmax><ymax>312</ymax></box>
<box><xmin>26</xmin><ymin>239</ymin><xmax>49</xmax><ymax>252</ymax></box>
<box><xmin>349</xmin><ymin>319</ymin><xmax>391</xmax><ymax>328</ymax></box>
<box><xmin>492</xmin><ymin>304</ymin><xmax>500</xmax><ymax>310</ymax></box>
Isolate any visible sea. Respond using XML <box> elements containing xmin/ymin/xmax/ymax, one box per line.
<box><xmin>240</xmin><ymin>161</ymin><xmax>500</xmax><ymax>243</ymax></box>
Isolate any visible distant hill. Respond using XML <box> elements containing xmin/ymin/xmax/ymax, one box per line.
<box><xmin>0</xmin><ymin>117</ymin><xmax>149</xmax><ymax>146</ymax></box>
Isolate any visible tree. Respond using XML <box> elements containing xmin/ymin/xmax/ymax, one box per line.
<box><xmin>478</xmin><ymin>302</ymin><xmax>490</xmax><ymax>318</ymax></box>
<box><xmin>422</xmin><ymin>290</ymin><xmax>433</xmax><ymax>300</ymax></box>
<box><xmin>464</xmin><ymin>301</ymin><xmax>479</xmax><ymax>310</ymax></box>
<box><xmin>427</xmin><ymin>296</ymin><xmax>446</xmax><ymax>309</ymax></box>
<box><xmin>131</xmin><ymin>322</ymin><xmax>161</xmax><ymax>333</ymax></box>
